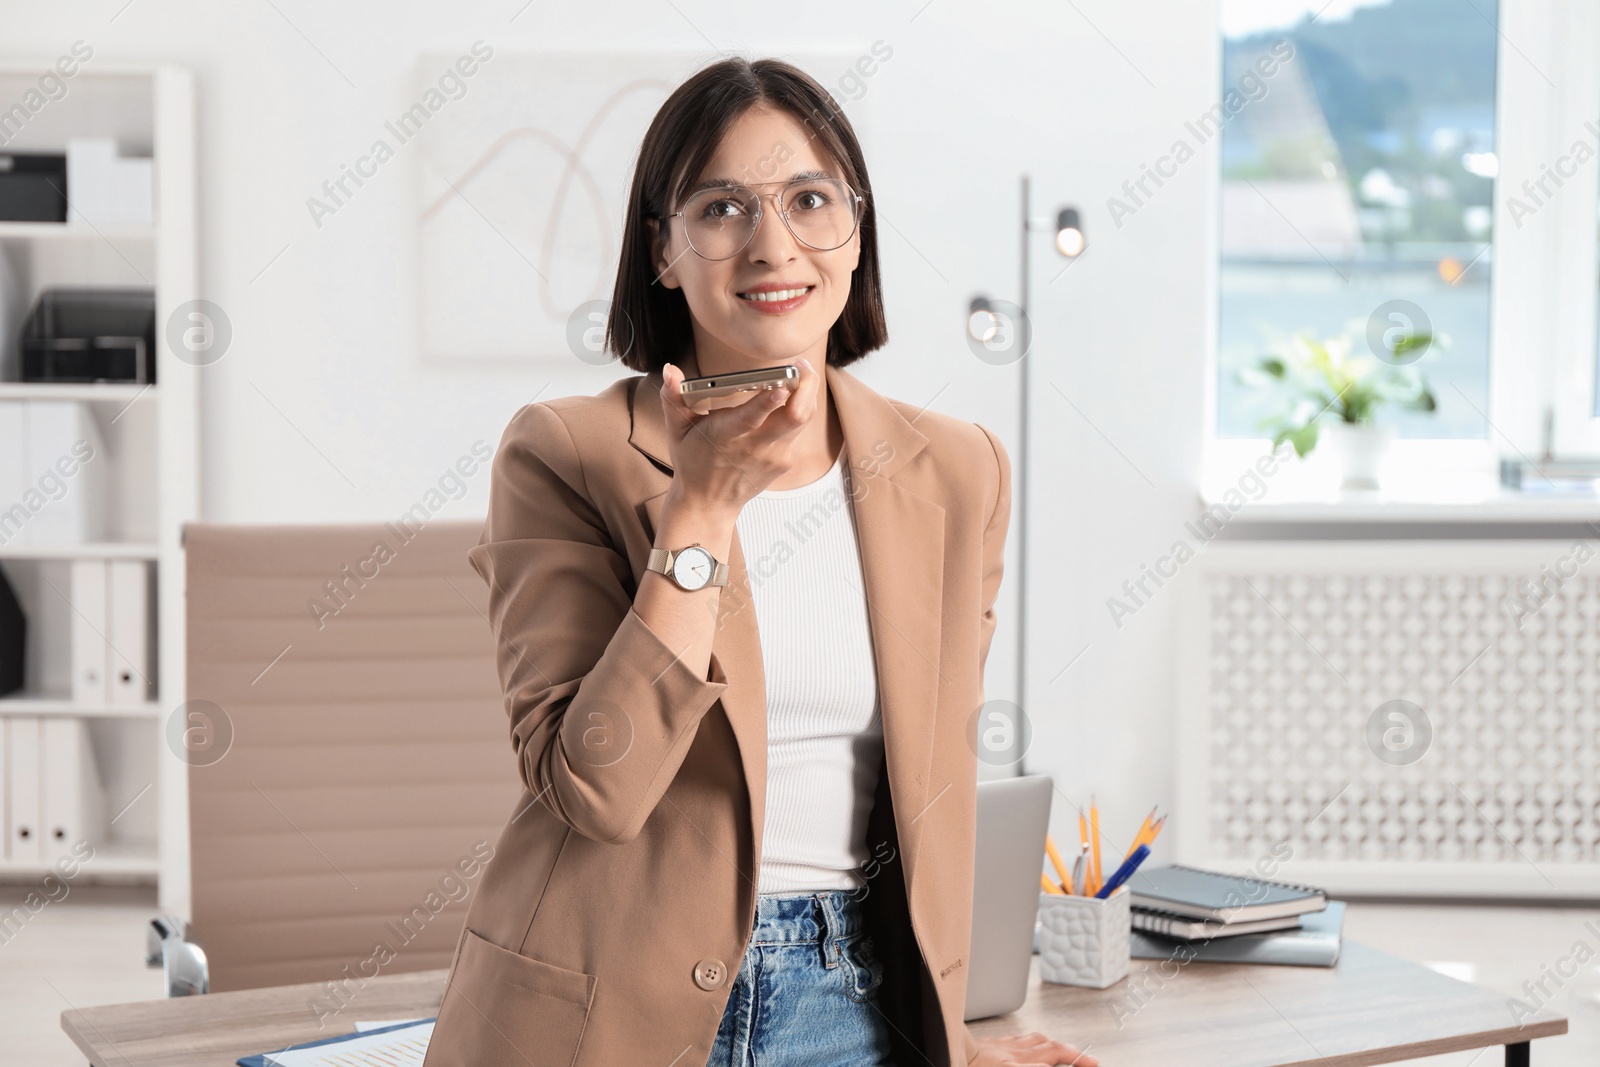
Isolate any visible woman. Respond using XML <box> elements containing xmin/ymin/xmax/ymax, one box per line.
<box><xmin>423</xmin><ymin>57</ymin><xmax>1098</xmax><ymax>1067</ymax></box>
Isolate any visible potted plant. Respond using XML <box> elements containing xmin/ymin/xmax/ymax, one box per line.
<box><xmin>1240</xmin><ymin>331</ymin><xmax>1438</xmax><ymax>489</ymax></box>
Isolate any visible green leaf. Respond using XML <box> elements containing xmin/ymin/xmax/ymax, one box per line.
<box><xmin>1392</xmin><ymin>332</ymin><xmax>1432</xmax><ymax>357</ymax></box>
<box><xmin>1406</xmin><ymin>389</ymin><xmax>1438</xmax><ymax>412</ymax></box>
<box><xmin>1240</xmin><ymin>328</ymin><xmax>1438</xmax><ymax>442</ymax></box>
<box><xmin>1286</xmin><ymin>421</ymin><xmax>1320</xmax><ymax>457</ymax></box>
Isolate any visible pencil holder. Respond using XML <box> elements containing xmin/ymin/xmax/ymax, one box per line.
<box><xmin>1035</xmin><ymin>884</ymin><xmax>1130</xmax><ymax>989</ymax></box>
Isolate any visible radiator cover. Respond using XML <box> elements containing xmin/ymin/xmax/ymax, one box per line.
<box><xmin>1176</xmin><ymin>540</ymin><xmax>1600</xmax><ymax>899</ymax></box>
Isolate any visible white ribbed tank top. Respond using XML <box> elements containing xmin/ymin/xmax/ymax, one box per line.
<box><xmin>735</xmin><ymin>446</ymin><xmax>884</xmax><ymax>895</ymax></box>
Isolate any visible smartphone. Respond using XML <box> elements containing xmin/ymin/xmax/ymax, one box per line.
<box><xmin>679</xmin><ymin>364</ymin><xmax>799</xmax><ymax>414</ymax></box>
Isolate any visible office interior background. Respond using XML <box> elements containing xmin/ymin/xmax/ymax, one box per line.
<box><xmin>2</xmin><ymin>0</ymin><xmax>1600</xmax><ymax>1062</ymax></box>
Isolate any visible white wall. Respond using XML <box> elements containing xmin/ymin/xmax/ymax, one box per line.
<box><xmin>1</xmin><ymin>0</ymin><xmax>1221</xmax><ymax>861</ymax></box>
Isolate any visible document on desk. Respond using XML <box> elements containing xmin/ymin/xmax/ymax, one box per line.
<box><xmin>237</xmin><ymin>1019</ymin><xmax>434</xmax><ymax>1067</ymax></box>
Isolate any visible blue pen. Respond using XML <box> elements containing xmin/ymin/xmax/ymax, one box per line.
<box><xmin>1094</xmin><ymin>843</ymin><xmax>1151</xmax><ymax>899</ymax></box>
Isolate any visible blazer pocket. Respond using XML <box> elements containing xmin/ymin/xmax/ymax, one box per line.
<box><xmin>429</xmin><ymin>928</ymin><xmax>597</xmax><ymax>1067</ymax></box>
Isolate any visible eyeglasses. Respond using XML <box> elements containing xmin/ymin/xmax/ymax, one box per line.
<box><xmin>661</xmin><ymin>176</ymin><xmax>865</xmax><ymax>261</ymax></box>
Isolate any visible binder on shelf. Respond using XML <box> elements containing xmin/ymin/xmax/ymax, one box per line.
<box><xmin>1</xmin><ymin>400</ymin><xmax>109</xmax><ymax>546</ymax></box>
<box><xmin>23</xmin><ymin>400</ymin><xmax>107</xmax><ymax>545</ymax></box>
<box><xmin>0</xmin><ymin>401</ymin><xmax>26</xmax><ymax>547</ymax></box>
<box><xmin>41</xmin><ymin>717</ymin><xmax>103</xmax><ymax>862</ymax></box>
<box><xmin>107</xmin><ymin>560</ymin><xmax>154</xmax><ymax>704</ymax></box>
<box><xmin>6</xmin><ymin>716</ymin><xmax>43</xmax><ymax>864</ymax></box>
<box><xmin>70</xmin><ymin>560</ymin><xmax>109</xmax><ymax>704</ymax></box>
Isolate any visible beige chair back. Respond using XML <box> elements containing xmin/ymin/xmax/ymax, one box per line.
<box><xmin>184</xmin><ymin>520</ymin><xmax>518</xmax><ymax>993</ymax></box>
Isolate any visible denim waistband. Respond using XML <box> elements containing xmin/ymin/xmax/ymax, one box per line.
<box><xmin>750</xmin><ymin>889</ymin><xmax>868</xmax><ymax>946</ymax></box>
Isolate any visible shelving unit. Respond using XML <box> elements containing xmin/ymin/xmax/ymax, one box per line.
<box><xmin>0</xmin><ymin>221</ymin><xmax>156</xmax><ymax>242</ymax></box>
<box><xmin>0</xmin><ymin>64</ymin><xmax>197</xmax><ymax>913</ymax></box>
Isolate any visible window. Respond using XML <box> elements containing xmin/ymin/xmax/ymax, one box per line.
<box><xmin>1215</xmin><ymin>0</ymin><xmax>1499</xmax><ymax>443</ymax></box>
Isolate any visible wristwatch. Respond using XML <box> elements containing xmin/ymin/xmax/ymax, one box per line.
<box><xmin>646</xmin><ymin>543</ymin><xmax>730</xmax><ymax>591</ymax></box>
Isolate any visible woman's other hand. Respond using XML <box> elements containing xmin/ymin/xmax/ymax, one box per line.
<box><xmin>659</xmin><ymin>355</ymin><xmax>820</xmax><ymax>516</ymax></box>
<box><xmin>970</xmin><ymin>1032</ymin><xmax>1100</xmax><ymax>1067</ymax></box>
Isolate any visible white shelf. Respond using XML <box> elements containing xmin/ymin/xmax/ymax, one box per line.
<box><xmin>0</xmin><ymin>64</ymin><xmax>197</xmax><ymax>913</ymax></box>
<box><xmin>0</xmin><ymin>694</ymin><xmax>161</xmax><ymax>719</ymax></box>
<box><xmin>0</xmin><ymin>542</ymin><xmax>160</xmax><ymax>560</ymax></box>
<box><xmin>0</xmin><ymin>839</ymin><xmax>158</xmax><ymax>880</ymax></box>
<box><xmin>0</xmin><ymin>382</ymin><xmax>156</xmax><ymax>404</ymax></box>
<box><xmin>0</xmin><ymin>221</ymin><xmax>156</xmax><ymax>243</ymax></box>
<box><xmin>1201</xmin><ymin>489</ymin><xmax>1600</xmax><ymax>524</ymax></box>
<box><xmin>1201</xmin><ymin>439</ymin><xmax>1600</xmax><ymax>524</ymax></box>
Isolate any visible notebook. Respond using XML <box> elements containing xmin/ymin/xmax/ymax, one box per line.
<box><xmin>1131</xmin><ymin>907</ymin><xmax>1304</xmax><ymax>940</ymax></box>
<box><xmin>1131</xmin><ymin>900</ymin><xmax>1346</xmax><ymax>967</ymax></box>
<box><xmin>236</xmin><ymin>1018</ymin><xmax>433</xmax><ymax>1067</ymax></box>
<box><xmin>1127</xmin><ymin>863</ymin><xmax>1326</xmax><ymax>923</ymax></box>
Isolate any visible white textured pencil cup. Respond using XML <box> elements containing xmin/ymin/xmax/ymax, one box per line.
<box><xmin>1036</xmin><ymin>884</ymin><xmax>1131</xmax><ymax>989</ymax></box>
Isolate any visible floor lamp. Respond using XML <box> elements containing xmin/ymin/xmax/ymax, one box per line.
<box><xmin>967</xmin><ymin>175</ymin><xmax>1085</xmax><ymax>765</ymax></box>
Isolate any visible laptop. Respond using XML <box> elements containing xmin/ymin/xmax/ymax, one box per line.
<box><xmin>964</xmin><ymin>774</ymin><xmax>1053</xmax><ymax>1021</ymax></box>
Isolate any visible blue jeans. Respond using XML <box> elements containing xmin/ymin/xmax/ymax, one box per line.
<box><xmin>708</xmin><ymin>889</ymin><xmax>896</xmax><ymax>1066</ymax></box>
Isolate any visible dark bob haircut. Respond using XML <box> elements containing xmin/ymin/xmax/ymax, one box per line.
<box><xmin>606</xmin><ymin>56</ymin><xmax>887</xmax><ymax>373</ymax></box>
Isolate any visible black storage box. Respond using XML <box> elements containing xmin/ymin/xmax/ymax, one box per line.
<box><xmin>0</xmin><ymin>153</ymin><xmax>69</xmax><ymax>222</ymax></box>
<box><xmin>22</xmin><ymin>287</ymin><xmax>158</xmax><ymax>384</ymax></box>
<box><xmin>0</xmin><ymin>566</ymin><xmax>23</xmax><ymax>698</ymax></box>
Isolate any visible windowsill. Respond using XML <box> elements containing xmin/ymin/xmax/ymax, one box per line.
<box><xmin>1201</xmin><ymin>439</ymin><xmax>1600</xmax><ymax>524</ymax></box>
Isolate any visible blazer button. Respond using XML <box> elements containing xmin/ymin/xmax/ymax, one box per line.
<box><xmin>693</xmin><ymin>958</ymin><xmax>728</xmax><ymax>991</ymax></box>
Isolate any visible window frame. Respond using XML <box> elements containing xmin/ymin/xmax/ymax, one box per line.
<box><xmin>1541</xmin><ymin>0</ymin><xmax>1600</xmax><ymax>452</ymax></box>
<box><xmin>1204</xmin><ymin>0</ymin><xmax>1600</xmax><ymax>501</ymax></box>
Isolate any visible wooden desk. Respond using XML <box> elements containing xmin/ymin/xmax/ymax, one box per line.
<box><xmin>969</xmin><ymin>942</ymin><xmax>1567</xmax><ymax>1066</ymax></box>
<box><xmin>62</xmin><ymin>941</ymin><xmax>1567</xmax><ymax>1066</ymax></box>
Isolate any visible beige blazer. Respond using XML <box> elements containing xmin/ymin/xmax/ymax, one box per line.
<box><xmin>422</xmin><ymin>352</ymin><xmax>1012</xmax><ymax>1067</ymax></box>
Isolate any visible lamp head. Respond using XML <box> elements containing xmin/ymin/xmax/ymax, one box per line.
<box><xmin>1055</xmin><ymin>207</ymin><xmax>1086</xmax><ymax>258</ymax></box>
<box><xmin>967</xmin><ymin>295</ymin><xmax>1000</xmax><ymax>344</ymax></box>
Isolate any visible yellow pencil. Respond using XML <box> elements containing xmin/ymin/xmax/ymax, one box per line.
<box><xmin>1133</xmin><ymin>806</ymin><xmax>1155</xmax><ymax>846</ymax></box>
<box><xmin>1044</xmin><ymin>833</ymin><xmax>1074</xmax><ymax>892</ymax></box>
<box><xmin>1132</xmin><ymin>809</ymin><xmax>1158</xmax><ymax>857</ymax></box>
<box><xmin>1089</xmin><ymin>797</ymin><xmax>1102</xmax><ymax>896</ymax></box>
<box><xmin>1041</xmin><ymin>872</ymin><xmax>1065</xmax><ymax>895</ymax></box>
<box><xmin>1126</xmin><ymin>806</ymin><xmax>1158</xmax><ymax>861</ymax></box>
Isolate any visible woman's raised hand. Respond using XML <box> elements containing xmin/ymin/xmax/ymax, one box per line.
<box><xmin>658</xmin><ymin>355</ymin><xmax>821</xmax><ymax>517</ymax></box>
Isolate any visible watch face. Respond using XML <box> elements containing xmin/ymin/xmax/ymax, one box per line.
<box><xmin>671</xmin><ymin>546</ymin><xmax>715</xmax><ymax>590</ymax></box>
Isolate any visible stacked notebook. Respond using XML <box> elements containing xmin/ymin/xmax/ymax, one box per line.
<box><xmin>1126</xmin><ymin>863</ymin><xmax>1344</xmax><ymax>967</ymax></box>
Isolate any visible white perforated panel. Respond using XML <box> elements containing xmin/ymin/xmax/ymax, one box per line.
<box><xmin>1177</xmin><ymin>541</ymin><xmax>1600</xmax><ymax>898</ymax></box>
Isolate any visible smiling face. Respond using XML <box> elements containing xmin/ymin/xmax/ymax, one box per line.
<box><xmin>651</xmin><ymin>104</ymin><xmax>862</xmax><ymax>374</ymax></box>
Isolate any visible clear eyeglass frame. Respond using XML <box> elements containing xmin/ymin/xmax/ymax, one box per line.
<box><xmin>660</xmin><ymin>177</ymin><xmax>866</xmax><ymax>261</ymax></box>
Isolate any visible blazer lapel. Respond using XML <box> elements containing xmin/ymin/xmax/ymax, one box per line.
<box><xmin>632</xmin><ymin>357</ymin><xmax>946</xmax><ymax>893</ymax></box>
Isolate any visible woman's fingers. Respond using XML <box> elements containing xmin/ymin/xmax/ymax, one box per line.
<box><xmin>657</xmin><ymin>358</ymin><xmax>817</xmax><ymax>503</ymax></box>
<box><xmin>659</xmin><ymin>362</ymin><xmax>698</xmax><ymax>432</ymax></box>
<box><xmin>788</xmin><ymin>355</ymin><xmax>820</xmax><ymax>421</ymax></box>
<box><xmin>700</xmin><ymin>363</ymin><xmax>805</xmax><ymax>446</ymax></box>
<box><xmin>737</xmin><ymin>358</ymin><xmax>813</xmax><ymax>439</ymax></box>
<box><xmin>997</xmin><ymin>1032</ymin><xmax>1099</xmax><ymax>1067</ymax></box>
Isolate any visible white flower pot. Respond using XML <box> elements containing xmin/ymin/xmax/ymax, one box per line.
<box><xmin>1323</xmin><ymin>421</ymin><xmax>1395</xmax><ymax>490</ymax></box>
